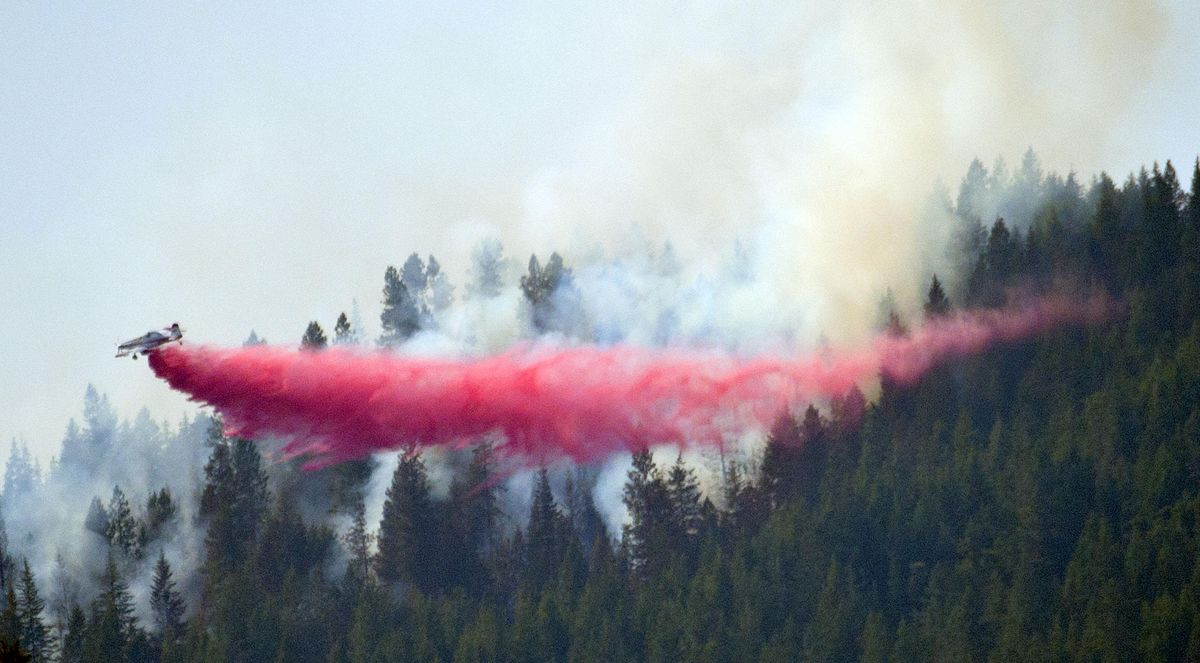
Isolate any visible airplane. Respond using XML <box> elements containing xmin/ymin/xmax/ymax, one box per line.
<box><xmin>115</xmin><ymin>323</ymin><xmax>184</xmax><ymax>359</ymax></box>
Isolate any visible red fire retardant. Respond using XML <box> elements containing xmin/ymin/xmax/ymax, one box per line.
<box><xmin>149</xmin><ymin>296</ymin><xmax>1113</xmax><ymax>468</ymax></box>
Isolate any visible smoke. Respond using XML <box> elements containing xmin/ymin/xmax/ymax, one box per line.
<box><xmin>486</xmin><ymin>0</ymin><xmax>1165</xmax><ymax>338</ymax></box>
<box><xmin>147</xmin><ymin>294</ymin><xmax>1111</xmax><ymax>469</ymax></box>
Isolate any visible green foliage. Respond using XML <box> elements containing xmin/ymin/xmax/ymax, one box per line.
<box><xmin>302</xmin><ymin>321</ymin><xmax>329</xmax><ymax>349</ymax></box>
<box><xmin>25</xmin><ymin>153</ymin><xmax>1200</xmax><ymax>662</ymax></box>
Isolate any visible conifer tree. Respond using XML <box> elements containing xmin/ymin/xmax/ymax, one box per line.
<box><xmin>375</xmin><ymin>452</ymin><xmax>437</xmax><ymax>590</ymax></box>
<box><xmin>400</xmin><ymin>253</ymin><xmax>428</xmax><ymax>302</ymax></box>
<box><xmin>17</xmin><ymin>560</ymin><xmax>50</xmax><ymax>663</ymax></box>
<box><xmin>144</xmin><ymin>488</ymin><xmax>177</xmax><ymax>541</ymax></box>
<box><xmin>83</xmin><ymin>498</ymin><xmax>109</xmax><ymax>540</ymax></box>
<box><xmin>467</xmin><ymin>239</ymin><xmax>506</xmax><ymax>299</ymax></box>
<box><xmin>149</xmin><ymin>551</ymin><xmax>184</xmax><ymax>643</ymax></box>
<box><xmin>0</xmin><ymin>508</ymin><xmax>13</xmax><ymax>606</ymax></box>
<box><xmin>525</xmin><ymin>468</ymin><xmax>566</xmax><ymax>591</ymax></box>
<box><xmin>200</xmin><ymin>422</ymin><xmax>268</xmax><ymax>572</ymax></box>
<box><xmin>622</xmin><ymin>450</ymin><xmax>674</xmax><ymax>583</ymax></box>
<box><xmin>666</xmin><ymin>455</ymin><xmax>704</xmax><ymax>545</ymax></box>
<box><xmin>230</xmin><ymin>438</ymin><xmax>269</xmax><ymax>552</ymax></box>
<box><xmin>301</xmin><ymin>321</ymin><xmax>328</xmax><ymax>349</ymax></box>
<box><xmin>243</xmin><ymin>330</ymin><xmax>266</xmax><ymax>346</ymax></box>
<box><xmin>458</xmin><ymin>441</ymin><xmax>502</xmax><ymax>554</ymax></box>
<box><xmin>563</xmin><ymin>469</ymin><xmax>607</xmax><ymax>558</ymax></box>
<box><xmin>425</xmin><ymin>255</ymin><xmax>455</xmax><ymax>313</ymax></box>
<box><xmin>520</xmin><ymin>252</ymin><xmax>578</xmax><ymax>334</ymax></box>
<box><xmin>60</xmin><ymin>605</ymin><xmax>83</xmax><ymax>663</ymax></box>
<box><xmin>379</xmin><ymin>266</ymin><xmax>421</xmax><ymax>345</ymax></box>
<box><xmin>342</xmin><ymin>496</ymin><xmax>373</xmax><ymax>592</ymax></box>
<box><xmin>104</xmin><ymin>486</ymin><xmax>139</xmax><ymax>559</ymax></box>
<box><xmin>2</xmin><ymin>442</ymin><xmax>38</xmax><ymax>505</ymax></box>
<box><xmin>923</xmin><ymin>274</ymin><xmax>950</xmax><ymax>319</ymax></box>
<box><xmin>761</xmin><ymin>411</ymin><xmax>803</xmax><ymax>508</ymax></box>
<box><xmin>333</xmin><ymin>312</ymin><xmax>353</xmax><ymax>345</ymax></box>
<box><xmin>85</xmin><ymin>554</ymin><xmax>136</xmax><ymax>662</ymax></box>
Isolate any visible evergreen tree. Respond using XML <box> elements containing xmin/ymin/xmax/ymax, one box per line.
<box><xmin>760</xmin><ymin>411</ymin><xmax>803</xmax><ymax>507</ymax></box>
<box><xmin>425</xmin><ymin>255</ymin><xmax>455</xmax><ymax>313</ymax></box>
<box><xmin>666</xmin><ymin>454</ymin><xmax>704</xmax><ymax>546</ymax></box>
<box><xmin>520</xmin><ymin>252</ymin><xmax>578</xmax><ymax>334</ymax></box>
<box><xmin>467</xmin><ymin>239</ymin><xmax>506</xmax><ymax>299</ymax></box>
<box><xmin>0</xmin><ymin>508</ymin><xmax>13</xmax><ymax>608</ymax></box>
<box><xmin>457</xmin><ymin>441</ymin><xmax>502</xmax><ymax>555</ymax></box>
<box><xmin>16</xmin><ymin>560</ymin><xmax>50</xmax><ymax>663</ymax></box>
<box><xmin>301</xmin><ymin>321</ymin><xmax>328</xmax><ymax>349</ymax></box>
<box><xmin>144</xmin><ymin>488</ymin><xmax>177</xmax><ymax>541</ymax></box>
<box><xmin>60</xmin><ymin>605</ymin><xmax>84</xmax><ymax>663</ymax></box>
<box><xmin>622</xmin><ymin>450</ymin><xmax>674</xmax><ymax>583</ymax></box>
<box><xmin>924</xmin><ymin>274</ymin><xmax>951</xmax><ymax>318</ymax></box>
<box><xmin>83</xmin><ymin>498</ymin><xmax>109</xmax><ymax>540</ymax></box>
<box><xmin>379</xmin><ymin>266</ymin><xmax>421</xmax><ymax>345</ymax></box>
<box><xmin>48</xmin><ymin>553</ymin><xmax>78</xmax><ymax>658</ymax></box>
<box><xmin>375</xmin><ymin>452</ymin><xmax>438</xmax><ymax>591</ymax></box>
<box><xmin>343</xmin><ymin>495</ymin><xmax>373</xmax><ymax>592</ymax></box>
<box><xmin>563</xmin><ymin>469</ymin><xmax>607</xmax><ymax>558</ymax></box>
<box><xmin>400</xmin><ymin>253</ymin><xmax>428</xmax><ymax>303</ymax></box>
<box><xmin>200</xmin><ymin>422</ymin><xmax>268</xmax><ymax>572</ymax></box>
<box><xmin>2</xmin><ymin>441</ymin><xmax>38</xmax><ymax>506</ymax></box>
<box><xmin>524</xmin><ymin>468</ymin><xmax>566</xmax><ymax>591</ymax></box>
<box><xmin>333</xmin><ymin>312</ymin><xmax>353</xmax><ymax>345</ymax></box>
<box><xmin>85</xmin><ymin>554</ymin><xmax>137</xmax><ymax>662</ymax></box>
<box><xmin>104</xmin><ymin>486</ymin><xmax>139</xmax><ymax>559</ymax></box>
<box><xmin>149</xmin><ymin>551</ymin><xmax>185</xmax><ymax>643</ymax></box>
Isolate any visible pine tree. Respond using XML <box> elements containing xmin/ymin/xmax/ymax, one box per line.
<box><xmin>524</xmin><ymin>468</ymin><xmax>566</xmax><ymax>591</ymax></box>
<box><xmin>149</xmin><ymin>551</ymin><xmax>184</xmax><ymax>642</ymax></box>
<box><xmin>333</xmin><ymin>312</ymin><xmax>353</xmax><ymax>345</ymax></box>
<box><xmin>301</xmin><ymin>321</ymin><xmax>328</xmax><ymax>349</ymax></box>
<box><xmin>379</xmin><ymin>266</ymin><xmax>421</xmax><ymax>345</ymax></box>
<box><xmin>622</xmin><ymin>449</ymin><xmax>674</xmax><ymax>583</ymax></box>
<box><xmin>104</xmin><ymin>486</ymin><xmax>139</xmax><ymax>559</ymax></box>
<box><xmin>400</xmin><ymin>253</ymin><xmax>428</xmax><ymax>303</ymax></box>
<box><xmin>86</xmin><ymin>554</ymin><xmax>137</xmax><ymax>662</ymax></box>
<box><xmin>467</xmin><ymin>239</ymin><xmax>506</xmax><ymax>299</ymax></box>
<box><xmin>760</xmin><ymin>411</ymin><xmax>803</xmax><ymax>507</ymax></box>
<box><xmin>144</xmin><ymin>488</ymin><xmax>177</xmax><ymax>541</ymax></box>
<box><xmin>0</xmin><ymin>507</ymin><xmax>13</xmax><ymax>605</ymax></box>
<box><xmin>230</xmin><ymin>438</ymin><xmax>269</xmax><ymax>553</ymax></box>
<box><xmin>48</xmin><ymin>554</ymin><xmax>78</xmax><ymax>661</ymax></box>
<box><xmin>375</xmin><ymin>452</ymin><xmax>437</xmax><ymax>590</ymax></box>
<box><xmin>459</xmin><ymin>441</ymin><xmax>502</xmax><ymax>554</ymax></box>
<box><xmin>520</xmin><ymin>252</ymin><xmax>576</xmax><ymax>334</ymax></box>
<box><xmin>425</xmin><ymin>255</ymin><xmax>455</xmax><ymax>313</ymax></box>
<box><xmin>342</xmin><ymin>496</ymin><xmax>373</xmax><ymax>592</ymax></box>
<box><xmin>924</xmin><ymin>274</ymin><xmax>951</xmax><ymax>319</ymax></box>
<box><xmin>16</xmin><ymin>560</ymin><xmax>50</xmax><ymax>662</ymax></box>
<box><xmin>563</xmin><ymin>469</ymin><xmax>607</xmax><ymax>558</ymax></box>
<box><xmin>60</xmin><ymin>605</ymin><xmax>84</xmax><ymax>663</ymax></box>
<box><xmin>200</xmin><ymin>421</ymin><xmax>268</xmax><ymax>572</ymax></box>
<box><xmin>2</xmin><ymin>441</ymin><xmax>38</xmax><ymax>506</ymax></box>
<box><xmin>666</xmin><ymin>455</ymin><xmax>704</xmax><ymax>546</ymax></box>
<box><xmin>83</xmin><ymin>497</ymin><xmax>109</xmax><ymax>540</ymax></box>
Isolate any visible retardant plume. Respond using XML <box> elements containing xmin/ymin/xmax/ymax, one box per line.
<box><xmin>148</xmin><ymin>296</ymin><xmax>1111</xmax><ymax>467</ymax></box>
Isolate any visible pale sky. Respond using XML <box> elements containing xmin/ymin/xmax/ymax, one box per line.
<box><xmin>3</xmin><ymin>1</ymin><xmax>1199</xmax><ymax>466</ymax></box>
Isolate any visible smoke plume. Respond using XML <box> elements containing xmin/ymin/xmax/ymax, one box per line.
<box><xmin>148</xmin><ymin>295</ymin><xmax>1111</xmax><ymax>468</ymax></box>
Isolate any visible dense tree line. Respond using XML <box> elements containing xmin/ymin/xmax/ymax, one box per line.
<box><xmin>2</xmin><ymin>155</ymin><xmax>1200</xmax><ymax>661</ymax></box>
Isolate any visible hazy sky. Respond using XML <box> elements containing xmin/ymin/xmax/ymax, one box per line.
<box><xmin>3</xmin><ymin>1</ymin><xmax>1199</xmax><ymax>466</ymax></box>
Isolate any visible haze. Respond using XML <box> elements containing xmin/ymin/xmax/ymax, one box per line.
<box><xmin>3</xmin><ymin>0</ymin><xmax>1198</xmax><ymax>466</ymax></box>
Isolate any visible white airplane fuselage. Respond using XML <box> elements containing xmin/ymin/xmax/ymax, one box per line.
<box><xmin>116</xmin><ymin>325</ymin><xmax>184</xmax><ymax>359</ymax></box>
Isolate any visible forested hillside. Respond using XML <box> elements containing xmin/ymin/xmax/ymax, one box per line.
<box><xmin>3</xmin><ymin>154</ymin><xmax>1200</xmax><ymax>662</ymax></box>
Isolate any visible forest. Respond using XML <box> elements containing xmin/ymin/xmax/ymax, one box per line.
<box><xmin>3</xmin><ymin>151</ymin><xmax>1200</xmax><ymax>662</ymax></box>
